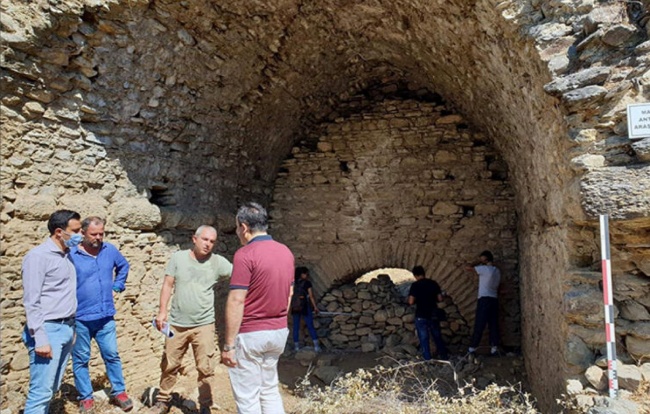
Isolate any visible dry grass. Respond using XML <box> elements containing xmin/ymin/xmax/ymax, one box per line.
<box><xmin>290</xmin><ymin>360</ymin><xmax>539</xmax><ymax>414</ymax></box>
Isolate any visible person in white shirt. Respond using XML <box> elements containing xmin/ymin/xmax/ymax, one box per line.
<box><xmin>465</xmin><ymin>250</ymin><xmax>501</xmax><ymax>356</ymax></box>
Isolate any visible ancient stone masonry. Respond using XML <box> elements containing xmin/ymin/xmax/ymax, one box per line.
<box><xmin>293</xmin><ymin>275</ymin><xmax>471</xmax><ymax>353</ymax></box>
<box><xmin>272</xmin><ymin>95</ymin><xmax>521</xmax><ymax>349</ymax></box>
<box><xmin>1</xmin><ymin>0</ymin><xmax>650</xmax><ymax>411</ymax></box>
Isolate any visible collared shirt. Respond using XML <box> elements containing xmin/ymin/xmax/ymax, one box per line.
<box><xmin>229</xmin><ymin>234</ymin><xmax>295</xmax><ymax>333</ymax></box>
<box><xmin>22</xmin><ymin>237</ymin><xmax>77</xmax><ymax>347</ymax></box>
<box><xmin>70</xmin><ymin>242</ymin><xmax>130</xmax><ymax>322</ymax></box>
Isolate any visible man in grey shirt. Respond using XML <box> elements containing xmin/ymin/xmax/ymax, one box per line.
<box><xmin>22</xmin><ymin>209</ymin><xmax>82</xmax><ymax>414</ymax></box>
<box><xmin>465</xmin><ymin>250</ymin><xmax>501</xmax><ymax>357</ymax></box>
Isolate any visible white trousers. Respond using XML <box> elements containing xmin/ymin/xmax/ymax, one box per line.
<box><xmin>229</xmin><ymin>328</ymin><xmax>288</xmax><ymax>414</ymax></box>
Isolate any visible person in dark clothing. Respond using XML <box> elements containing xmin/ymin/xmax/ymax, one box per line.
<box><xmin>291</xmin><ymin>266</ymin><xmax>320</xmax><ymax>352</ymax></box>
<box><xmin>407</xmin><ymin>265</ymin><xmax>448</xmax><ymax>360</ymax></box>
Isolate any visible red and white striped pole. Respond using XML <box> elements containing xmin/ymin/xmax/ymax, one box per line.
<box><xmin>600</xmin><ymin>214</ymin><xmax>618</xmax><ymax>398</ymax></box>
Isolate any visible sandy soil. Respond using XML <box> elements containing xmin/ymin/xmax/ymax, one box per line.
<box><xmin>51</xmin><ymin>348</ymin><xmax>527</xmax><ymax>414</ymax></box>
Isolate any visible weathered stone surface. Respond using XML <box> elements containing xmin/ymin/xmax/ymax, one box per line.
<box><xmin>12</xmin><ymin>194</ymin><xmax>57</xmax><ymax>220</ymax></box>
<box><xmin>601</xmin><ymin>24</ymin><xmax>637</xmax><ymax>47</ymax></box>
<box><xmin>110</xmin><ymin>199</ymin><xmax>162</xmax><ymax>230</ymax></box>
<box><xmin>581</xmin><ymin>167</ymin><xmax>650</xmax><ymax>219</ymax></box>
<box><xmin>640</xmin><ymin>363</ymin><xmax>650</xmax><ymax>382</ymax></box>
<box><xmin>631</xmin><ymin>138</ymin><xmax>650</xmax><ymax>162</ymax></box>
<box><xmin>626</xmin><ymin>335</ymin><xmax>650</xmax><ymax>360</ymax></box>
<box><xmin>1</xmin><ymin>0</ymin><xmax>648</xmax><ymax>411</ymax></box>
<box><xmin>565</xmin><ymin>378</ymin><xmax>584</xmax><ymax>395</ymax></box>
<box><xmin>313</xmin><ymin>366</ymin><xmax>342</xmax><ymax>385</ymax></box>
<box><xmin>617</xmin><ymin>364</ymin><xmax>642</xmax><ymax>391</ymax></box>
<box><xmin>589</xmin><ymin>396</ymin><xmax>640</xmax><ymax>414</ymax></box>
<box><xmin>562</xmin><ymin>86</ymin><xmax>608</xmax><ymax>107</ymax></box>
<box><xmin>565</xmin><ymin>335</ymin><xmax>594</xmax><ymax>374</ymax></box>
<box><xmin>570</xmin><ymin>154</ymin><xmax>605</xmax><ymax>171</ymax></box>
<box><xmin>544</xmin><ymin>67</ymin><xmax>610</xmax><ymax>95</ymax></box>
<box><xmin>584</xmin><ymin>365</ymin><xmax>607</xmax><ymax>391</ymax></box>
<box><xmin>619</xmin><ymin>300</ymin><xmax>650</xmax><ymax>321</ymax></box>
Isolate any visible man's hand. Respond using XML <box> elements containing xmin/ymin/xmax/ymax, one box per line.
<box><xmin>35</xmin><ymin>345</ymin><xmax>52</xmax><ymax>359</ymax></box>
<box><xmin>221</xmin><ymin>349</ymin><xmax>237</xmax><ymax>368</ymax></box>
<box><xmin>155</xmin><ymin>311</ymin><xmax>168</xmax><ymax>331</ymax></box>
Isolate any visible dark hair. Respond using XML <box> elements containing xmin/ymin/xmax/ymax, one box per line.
<box><xmin>48</xmin><ymin>210</ymin><xmax>81</xmax><ymax>235</ymax></box>
<box><xmin>236</xmin><ymin>202</ymin><xmax>268</xmax><ymax>232</ymax></box>
<box><xmin>295</xmin><ymin>266</ymin><xmax>309</xmax><ymax>281</ymax></box>
<box><xmin>480</xmin><ymin>250</ymin><xmax>494</xmax><ymax>262</ymax></box>
<box><xmin>412</xmin><ymin>265</ymin><xmax>425</xmax><ymax>277</ymax></box>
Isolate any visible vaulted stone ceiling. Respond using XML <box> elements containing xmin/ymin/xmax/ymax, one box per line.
<box><xmin>2</xmin><ymin>0</ymin><xmax>649</xmax><ymax>411</ymax></box>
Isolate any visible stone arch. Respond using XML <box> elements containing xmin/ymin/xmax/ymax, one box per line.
<box><xmin>272</xmin><ymin>92</ymin><xmax>520</xmax><ymax>350</ymax></box>
<box><xmin>2</xmin><ymin>0</ymin><xmax>649</xmax><ymax>412</ymax></box>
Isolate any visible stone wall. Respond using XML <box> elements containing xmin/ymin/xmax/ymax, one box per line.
<box><xmin>1</xmin><ymin>0</ymin><xmax>649</xmax><ymax>411</ymax></box>
<box><xmin>297</xmin><ymin>274</ymin><xmax>471</xmax><ymax>353</ymax></box>
<box><xmin>271</xmin><ymin>95</ymin><xmax>520</xmax><ymax>348</ymax></box>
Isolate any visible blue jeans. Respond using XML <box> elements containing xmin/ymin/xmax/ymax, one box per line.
<box><xmin>415</xmin><ymin>317</ymin><xmax>448</xmax><ymax>360</ymax></box>
<box><xmin>23</xmin><ymin>320</ymin><xmax>75</xmax><ymax>414</ymax></box>
<box><xmin>292</xmin><ymin>306</ymin><xmax>318</xmax><ymax>343</ymax></box>
<box><xmin>72</xmin><ymin>317</ymin><xmax>126</xmax><ymax>400</ymax></box>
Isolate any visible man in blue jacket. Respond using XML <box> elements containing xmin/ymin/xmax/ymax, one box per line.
<box><xmin>70</xmin><ymin>216</ymin><xmax>132</xmax><ymax>413</ymax></box>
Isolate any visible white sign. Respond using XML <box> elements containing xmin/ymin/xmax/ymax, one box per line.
<box><xmin>627</xmin><ymin>103</ymin><xmax>650</xmax><ymax>139</ymax></box>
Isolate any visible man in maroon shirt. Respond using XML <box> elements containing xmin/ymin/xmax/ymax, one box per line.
<box><xmin>221</xmin><ymin>202</ymin><xmax>294</xmax><ymax>414</ymax></box>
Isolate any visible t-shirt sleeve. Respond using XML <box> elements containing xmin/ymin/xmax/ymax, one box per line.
<box><xmin>220</xmin><ymin>257</ymin><xmax>233</xmax><ymax>278</ymax></box>
<box><xmin>304</xmin><ymin>280</ymin><xmax>313</xmax><ymax>291</ymax></box>
<box><xmin>230</xmin><ymin>251</ymin><xmax>252</xmax><ymax>290</ymax></box>
<box><xmin>408</xmin><ymin>283</ymin><xmax>415</xmax><ymax>297</ymax></box>
<box><xmin>164</xmin><ymin>252</ymin><xmax>178</xmax><ymax>279</ymax></box>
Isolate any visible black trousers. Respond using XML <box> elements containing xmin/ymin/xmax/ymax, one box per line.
<box><xmin>470</xmin><ymin>296</ymin><xmax>499</xmax><ymax>348</ymax></box>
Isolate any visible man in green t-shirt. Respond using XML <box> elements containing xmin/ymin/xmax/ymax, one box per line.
<box><xmin>152</xmin><ymin>225</ymin><xmax>232</xmax><ymax>414</ymax></box>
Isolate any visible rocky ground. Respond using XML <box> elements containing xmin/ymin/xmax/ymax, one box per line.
<box><xmin>45</xmin><ymin>346</ymin><xmax>528</xmax><ymax>414</ymax></box>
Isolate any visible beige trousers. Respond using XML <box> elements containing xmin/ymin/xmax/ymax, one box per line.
<box><xmin>157</xmin><ymin>323</ymin><xmax>216</xmax><ymax>407</ymax></box>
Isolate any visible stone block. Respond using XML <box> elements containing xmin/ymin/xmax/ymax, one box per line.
<box><xmin>544</xmin><ymin>67</ymin><xmax>610</xmax><ymax>95</ymax></box>
<box><xmin>110</xmin><ymin>199</ymin><xmax>161</xmax><ymax>230</ymax></box>
<box><xmin>619</xmin><ymin>300</ymin><xmax>650</xmax><ymax>321</ymax></box>
<box><xmin>565</xmin><ymin>335</ymin><xmax>594</xmax><ymax>374</ymax></box>
<box><xmin>639</xmin><ymin>363</ymin><xmax>650</xmax><ymax>381</ymax></box>
<box><xmin>562</xmin><ymin>86</ymin><xmax>608</xmax><ymax>108</ymax></box>
<box><xmin>565</xmin><ymin>378</ymin><xmax>584</xmax><ymax>395</ymax></box>
<box><xmin>432</xmin><ymin>201</ymin><xmax>458</xmax><ymax>215</ymax></box>
<box><xmin>12</xmin><ymin>194</ymin><xmax>57</xmax><ymax>220</ymax></box>
<box><xmin>313</xmin><ymin>365</ymin><xmax>342</xmax><ymax>385</ymax></box>
<box><xmin>374</xmin><ymin>310</ymin><xmax>388</xmax><ymax>322</ymax></box>
<box><xmin>585</xmin><ymin>365</ymin><xmax>607</xmax><ymax>390</ymax></box>
<box><xmin>570</xmin><ymin>154</ymin><xmax>605</xmax><ymax>171</ymax></box>
<box><xmin>361</xmin><ymin>343</ymin><xmax>376</xmax><ymax>352</ymax></box>
<box><xmin>626</xmin><ymin>335</ymin><xmax>650</xmax><ymax>361</ymax></box>
<box><xmin>601</xmin><ymin>24</ymin><xmax>637</xmax><ymax>47</ymax></box>
<box><xmin>631</xmin><ymin>138</ymin><xmax>650</xmax><ymax>162</ymax></box>
<box><xmin>617</xmin><ymin>364</ymin><xmax>642</xmax><ymax>391</ymax></box>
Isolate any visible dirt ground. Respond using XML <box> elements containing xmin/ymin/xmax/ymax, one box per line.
<box><xmin>51</xmin><ymin>348</ymin><xmax>528</xmax><ymax>414</ymax></box>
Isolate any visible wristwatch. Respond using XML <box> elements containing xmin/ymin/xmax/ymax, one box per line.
<box><xmin>223</xmin><ymin>344</ymin><xmax>236</xmax><ymax>352</ymax></box>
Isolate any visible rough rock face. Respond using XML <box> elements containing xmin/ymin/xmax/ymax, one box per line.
<box><xmin>1</xmin><ymin>0</ymin><xmax>649</xmax><ymax>412</ymax></box>
<box><xmin>297</xmin><ymin>274</ymin><xmax>471</xmax><ymax>352</ymax></box>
